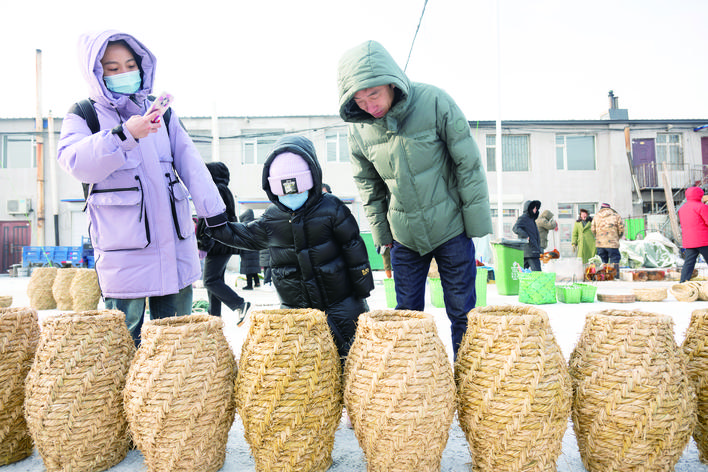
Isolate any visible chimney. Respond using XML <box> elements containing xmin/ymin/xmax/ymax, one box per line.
<box><xmin>601</xmin><ymin>90</ymin><xmax>628</xmax><ymax>120</ymax></box>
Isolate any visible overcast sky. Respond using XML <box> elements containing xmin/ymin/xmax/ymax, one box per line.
<box><xmin>3</xmin><ymin>0</ymin><xmax>707</xmax><ymax>121</ymax></box>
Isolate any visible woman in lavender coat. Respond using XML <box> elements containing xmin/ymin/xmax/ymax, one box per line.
<box><xmin>57</xmin><ymin>30</ymin><xmax>227</xmax><ymax>346</ymax></box>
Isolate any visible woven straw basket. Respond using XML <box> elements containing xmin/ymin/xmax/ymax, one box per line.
<box><xmin>237</xmin><ymin>309</ymin><xmax>342</xmax><ymax>472</ymax></box>
<box><xmin>682</xmin><ymin>308</ymin><xmax>708</xmax><ymax>462</ymax></box>
<box><xmin>455</xmin><ymin>305</ymin><xmax>571</xmax><ymax>472</ymax></box>
<box><xmin>27</xmin><ymin>267</ymin><xmax>58</xmax><ymax>310</ymax></box>
<box><xmin>70</xmin><ymin>268</ymin><xmax>101</xmax><ymax>312</ymax></box>
<box><xmin>52</xmin><ymin>268</ymin><xmax>77</xmax><ymax>310</ymax></box>
<box><xmin>0</xmin><ymin>295</ymin><xmax>11</xmax><ymax>308</ymax></box>
<box><xmin>344</xmin><ymin>310</ymin><xmax>456</xmax><ymax>472</ymax></box>
<box><xmin>0</xmin><ymin>307</ymin><xmax>40</xmax><ymax>465</ymax></box>
<box><xmin>124</xmin><ymin>314</ymin><xmax>236</xmax><ymax>472</ymax></box>
<box><xmin>24</xmin><ymin>309</ymin><xmax>135</xmax><ymax>472</ymax></box>
<box><xmin>632</xmin><ymin>287</ymin><xmax>667</xmax><ymax>302</ymax></box>
<box><xmin>569</xmin><ymin>310</ymin><xmax>696</xmax><ymax>472</ymax></box>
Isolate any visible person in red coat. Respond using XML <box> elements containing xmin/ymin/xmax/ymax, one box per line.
<box><xmin>678</xmin><ymin>186</ymin><xmax>708</xmax><ymax>282</ymax></box>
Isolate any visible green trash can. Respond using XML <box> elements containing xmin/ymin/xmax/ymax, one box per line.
<box><xmin>492</xmin><ymin>240</ymin><xmax>526</xmax><ymax>296</ymax></box>
<box><xmin>428</xmin><ymin>277</ymin><xmax>445</xmax><ymax>308</ymax></box>
<box><xmin>475</xmin><ymin>267</ymin><xmax>488</xmax><ymax>307</ymax></box>
<box><xmin>383</xmin><ymin>278</ymin><xmax>396</xmax><ymax>308</ymax></box>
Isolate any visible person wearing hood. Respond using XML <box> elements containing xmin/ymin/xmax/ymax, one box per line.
<box><xmin>678</xmin><ymin>187</ymin><xmax>708</xmax><ymax>282</ymax></box>
<box><xmin>196</xmin><ymin>162</ymin><xmax>250</xmax><ymax>323</ymax></box>
<box><xmin>512</xmin><ymin>200</ymin><xmax>542</xmax><ymax>271</ymax></box>
<box><xmin>571</xmin><ymin>209</ymin><xmax>596</xmax><ymax>264</ymax></box>
<box><xmin>238</xmin><ymin>209</ymin><xmax>261</xmax><ymax>290</ymax></box>
<box><xmin>536</xmin><ymin>209</ymin><xmax>558</xmax><ymax>251</ymax></box>
<box><xmin>591</xmin><ymin>203</ymin><xmax>625</xmax><ymax>265</ymax></box>
<box><xmin>336</xmin><ymin>40</ymin><xmax>492</xmax><ymax>358</ymax></box>
<box><xmin>57</xmin><ymin>30</ymin><xmax>227</xmax><ymax>346</ymax></box>
<box><xmin>208</xmin><ymin>135</ymin><xmax>374</xmax><ymax>361</ymax></box>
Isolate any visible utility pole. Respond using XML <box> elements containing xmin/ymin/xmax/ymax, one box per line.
<box><xmin>35</xmin><ymin>49</ymin><xmax>45</xmax><ymax>245</ymax></box>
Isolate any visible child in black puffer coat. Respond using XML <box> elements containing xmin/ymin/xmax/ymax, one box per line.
<box><xmin>208</xmin><ymin>135</ymin><xmax>374</xmax><ymax>360</ymax></box>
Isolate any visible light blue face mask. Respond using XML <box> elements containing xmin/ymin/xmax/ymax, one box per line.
<box><xmin>104</xmin><ymin>70</ymin><xmax>141</xmax><ymax>94</ymax></box>
<box><xmin>278</xmin><ymin>192</ymin><xmax>309</xmax><ymax>211</ymax></box>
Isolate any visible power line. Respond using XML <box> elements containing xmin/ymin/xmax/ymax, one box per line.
<box><xmin>404</xmin><ymin>0</ymin><xmax>429</xmax><ymax>72</ymax></box>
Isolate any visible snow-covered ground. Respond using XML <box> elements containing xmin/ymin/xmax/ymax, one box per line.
<box><xmin>2</xmin><ymin>270</ymin><xmax>708</xmax><ymax>471</ymax></box>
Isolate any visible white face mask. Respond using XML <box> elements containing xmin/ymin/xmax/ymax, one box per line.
<box><xmin>278</xmin><ymin>192</ymin><xmax>309</xmax><ymax>211</ymax></box>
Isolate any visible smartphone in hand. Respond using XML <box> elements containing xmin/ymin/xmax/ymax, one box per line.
<box><xmin>144</xmin><ymin>92</ymin><xmax>174</xmax><ymax>123</ymax></box>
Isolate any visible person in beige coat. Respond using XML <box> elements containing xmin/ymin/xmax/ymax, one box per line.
<box><xmin>591</xmin><ymin>203</ymin><xmax>625</xmax><ymax>264</ymax></box>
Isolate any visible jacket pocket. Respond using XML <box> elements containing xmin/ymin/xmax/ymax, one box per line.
<box><xmin>165</xmin><ymin>173</ymin><xmax>193</xmax><ymax>240</ymax></box>
<box><xmin>88</xmin><ymin>179</ymin><xmax>150</xmax><ymax>251</ymax></box>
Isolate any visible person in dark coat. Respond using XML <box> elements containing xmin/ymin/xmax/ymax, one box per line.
<box><xmin>238</xmin><ymin>209</ymin><xmax>261</xmax><ymax>290</ymax></box>
<box><xmin>208</xmin><ymin>135</ymin><xmax>374</xmax><ymax>361</ymax></box>
<box><xmin>512</xmin><ymin>200</ymin><xmax>542</xmax><ymax>271</ymax></box>
<box><xmin>259</xmin><ymin>248</ymin><xmax>272</xmax><ymax>287</ymax></box>
<box><xmin>196</xmin><ymin>162</ymin><xmax>250</xmax><ymax>323</ymax></box>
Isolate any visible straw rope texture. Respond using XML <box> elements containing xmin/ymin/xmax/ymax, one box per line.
<box><xmin>344</xmin><ymin>310</ymin><xmax>456</xmax><ymax>472</ymax></box>
<box><xmin>124</xmin><ymin>314</ymin><xmax>236</xmax><ymax>472</ymax></box>
<box><xmin>671</xmin><ymin>281</ymin><xmax>708</xmax><ymax>302</ymax></box>
<box><xmin>455</xmin><ymin>305</ymin><xmax>571</xmax><ymax>472</ymax></box>
<box><xmin>27</xmin><ymin>267</ymin><xmax>57</xmax><ymax>310</ymax></box>
<box><xmin>236</xmin><ymin>309</ymin><xmax>342</xmax><ymax>472</ymax></box>
<box><xmin>0</xmin><ymin>307</ymin><xmax>39</xmax><ymax>465</ymax></box>
<box><xmin>0</xmin><ymin>295</ymin><xmax>12</xmax><ymax>308</ymax></box>
<box><xmin>569</xmin><ymin>309</ymin><xmax>696</xmax><ymax>472</ymax></box>
<box><xmin>24</xmin><ymin>309</ymin><xmax>135</xmax><ymax>472</ymax></box>
<box><xmin>52</xmin><ymin>268</ymin><xmax>77</xmax><ymax>310</ymax></box>
<box><xmin>632</xmin><ymin>287</ymin><xmax>668</xmax><ymax>302</ymax></box>
<box><xmin>70</xmin><ymin>269</ymin><xmax>101</xmax><ymax>312</ymax></box>
<box><xmin>682</xmin><ymin>308</ymin><xmax>708</xmax><ymax>463</ymax></box>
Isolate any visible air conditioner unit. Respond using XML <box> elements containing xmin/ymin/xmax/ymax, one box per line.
<box><xmin>7</xmin><ymin>199</ymin><xmax>32</xmax><ymax>214</ymax></box>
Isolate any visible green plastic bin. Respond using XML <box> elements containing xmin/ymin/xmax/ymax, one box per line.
<box><xmin>360</xmin><ymin>232</ymin><xmax>384</xmax><ymax>270</ymax></box>
<box><xmin>383</xmin><ymin>278</ymin><xmax>396</xmax><ymax>308</ymax></box>
<box><xmin>475</xmin><ymin>267</ymin><xmax>488</xmax><ymax>308</ymax></box>
<box><xmin>429</xmin><ymin>277</ymin><xmax>445</xmax><ymax>308</ymax></box>
<box><xmin>492</xmin><ymin>242</ymin><xmax>525</xmax><ymax>295</ymax></box>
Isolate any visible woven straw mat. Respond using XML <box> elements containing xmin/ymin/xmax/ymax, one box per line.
<box><xmin>632</xmin><ymin>287</ymin><xmax>667</xmax><ymax>302</ymax></box>
<box><xmin>124</xmin><ymin>314</ymin><xmax>236</xmax><ymax>472</ymax></box>
<box><xmin>455</xmin><ymin>305</ymin><xmax>572</xmax><ymax>472</ymax></box>
<box><xmin>569</xmin><ymin>309</ymin><xmax>696</xmax><ymax>472</ymax></box>
<box><xmin>682</xmin><ymin>308</ymin><xmax>708</xmax><ymax>462</ymax></box>
<box><xmin>70</xmin><ymin>268</ymin><xmax>101</xmax><ymax>311</ymax></box>
<box><xmin>24</xmin><ymin>309</ymin><xmax>135</xmax><ymax>472</ymax></box>
<box><xmin>52</xmin><ymin>268</ymin><xmax>77</xmax><ymax>310</ymax></box>
<box><xmin>237</xmin><ymin>309</ymin><xmax>342</xmax><ymax>472</ymax></box>
<box><xmin>671</xmin><ymin>283</ymin><xmax>700</xmax><ymax>302</ymax></box>
<box><xmin>27</xmin><ymin>267</ymin><xmax>57</xmax><ymax>310</ymax></box>
<box><xmin>344</xmin><ymin>309</ymin><xmax>456</xmax><ymax>472</ymax></box>
<box><xmin>0</xmin><ymin>308</ymin><xmax>40</xmax><ymax>466</ymax></box>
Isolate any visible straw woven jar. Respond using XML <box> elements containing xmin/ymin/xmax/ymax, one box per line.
<box><xmin>0</xmin><ymin>295</ymin><xmax>12</xmax><ymax>308</ymax></box>
<box><xmin>70</xmin><ymin>268</ymin><xmax>101</xmax><ymax>311</ymax></box>
<box><xmin>27</xmin><ymin>267</ymin><xmax>58</xmax><ymax>310</ymax></box>
<box><xmin>24</xmin><ymin>309</ymin><xmax>135</xmax><ymax>472</ymax></box>
<box><xmin>569</xmin><ymin>310</ymin><xmax>695</xmax><ymax>472</ymax></box>
<box><xmin>124</xmin><ymin>314</ymin><xmax>236</xmax><ymax>472</ymax></box>
<box><xmin>344</xmin><ymin>309</ymin><xmax>455</xmax><ymax>472</ymax></box>
<box><xmin>237</xmin><ymin>309</ymin><xmax>342</xmax><ymax>472</ymax></box>
<box><xmin>455</xmin><ymin>305</ymin><xmax>571</xmax><ymax>472</ymax></box>
<box><xmin>682</xmin><ymin>308</ymin><xmax>708</xmax><ymax>462</ymax></box>
<box><xmin>52</xmin><ymin>268</ymin><xmax>77</xmax><ymax>310</ymax></box>
<box><xmin>0</xmin><ymin>307</ymin><xmax>40</xmax><ymax>465</ymax></box>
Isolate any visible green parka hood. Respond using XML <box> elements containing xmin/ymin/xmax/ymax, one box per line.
<box><xmin>337</xmin><ymin>40</ymin><xmax>411</xmax><ymax>123</ymax></box>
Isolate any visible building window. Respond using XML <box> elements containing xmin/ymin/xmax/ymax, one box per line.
<box><xmin>489</xmin><ymin>208</ymin><xmax>518</xmax><ymax>218</ymax></box>
<box><xmin>558</xmin><ymin>202</ymin><xmax>596</xmax><ymax>219</ymax></box>
<box><xmin>2</xmin><ymin>135</ymin><xmax>34</xmax><ymax>169</ymax></box>
<box><xmin>656</xmin><ymin>133</ymin><xmax>683</xmax><ymax>165</ymax></box>
<box><xmin>326</xmin><ymin>130</ymin><xmax>350</xmax><ymax>163</ymax></box>
<box><xmin>556</xmin><ymin>135</ymin><xmax>596</xmax><ymax>170</ymax></box>
<box><xmin>485</xmin><ymin>134</ymin><xmax>529</xmax><ymax>172</ymax></box>
<box><xmin>242</xmin><ymin>131</ymin><xmax>281</xmax><ymax>165</ymax></box>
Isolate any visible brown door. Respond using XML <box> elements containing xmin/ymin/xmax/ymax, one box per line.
<box><xmin>0</xmin><ymin>220</ymin><xmax>31</xmax><ymax>273</ymax></box>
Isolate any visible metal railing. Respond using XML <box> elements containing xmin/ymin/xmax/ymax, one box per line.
<box><xmin>633</xmin><ymin>163</ymin><xmax>708</xmax><ymax>190</ymax></box>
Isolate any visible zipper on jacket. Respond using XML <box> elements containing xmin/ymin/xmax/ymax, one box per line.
<box><xmin>166</xmin><ymin>173</ymin><xmax>187</xmax><ymax>240</ymax></box>
<box><xmin>135</xmin><ymin>175</ymin><xmax>151</xmax><ymax>247</ymax></box>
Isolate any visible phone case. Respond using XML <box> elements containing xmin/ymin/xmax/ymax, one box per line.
<box><xmin>145</xmin><ymin>92</ymin><xmax>174</xmax><ymax>123</ymax></box>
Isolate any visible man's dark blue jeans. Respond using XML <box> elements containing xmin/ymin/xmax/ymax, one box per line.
<box><xmin>391</xmin><ymin>233</ymin><xmax>476</xmax><ymax>358</ymax></box>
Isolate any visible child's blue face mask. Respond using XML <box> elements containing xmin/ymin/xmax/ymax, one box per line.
<box><xmin>278</xmin><ymin>192</ymin><xmax>309</xmax><ymax>211</ymax></box>
<box><xmin>104</xmin><ymin>70</ymin><xmax>141</xmax><ymax>94</ymax></box>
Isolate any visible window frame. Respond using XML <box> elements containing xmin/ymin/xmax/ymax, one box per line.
<box><xmin>555</xmin><ymin>134</ymin><xmax>596</xmax><ymax>171</ymax></box>
<box><xmin>485</xmin><ymin>134</ymin><xmax>530</xmax><ymax>172</ymax></box>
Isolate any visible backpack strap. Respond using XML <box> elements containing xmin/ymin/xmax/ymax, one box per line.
<box><xmin>69</xmin><ymin>99</ymin><xmax>100</xmax><ymax>134</ymax></box>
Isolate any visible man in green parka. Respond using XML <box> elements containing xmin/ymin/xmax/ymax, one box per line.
<box><xmin>337</xmin><ymin>40</ymin><xmax>492</xmax><ymax>357</ymax></box>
